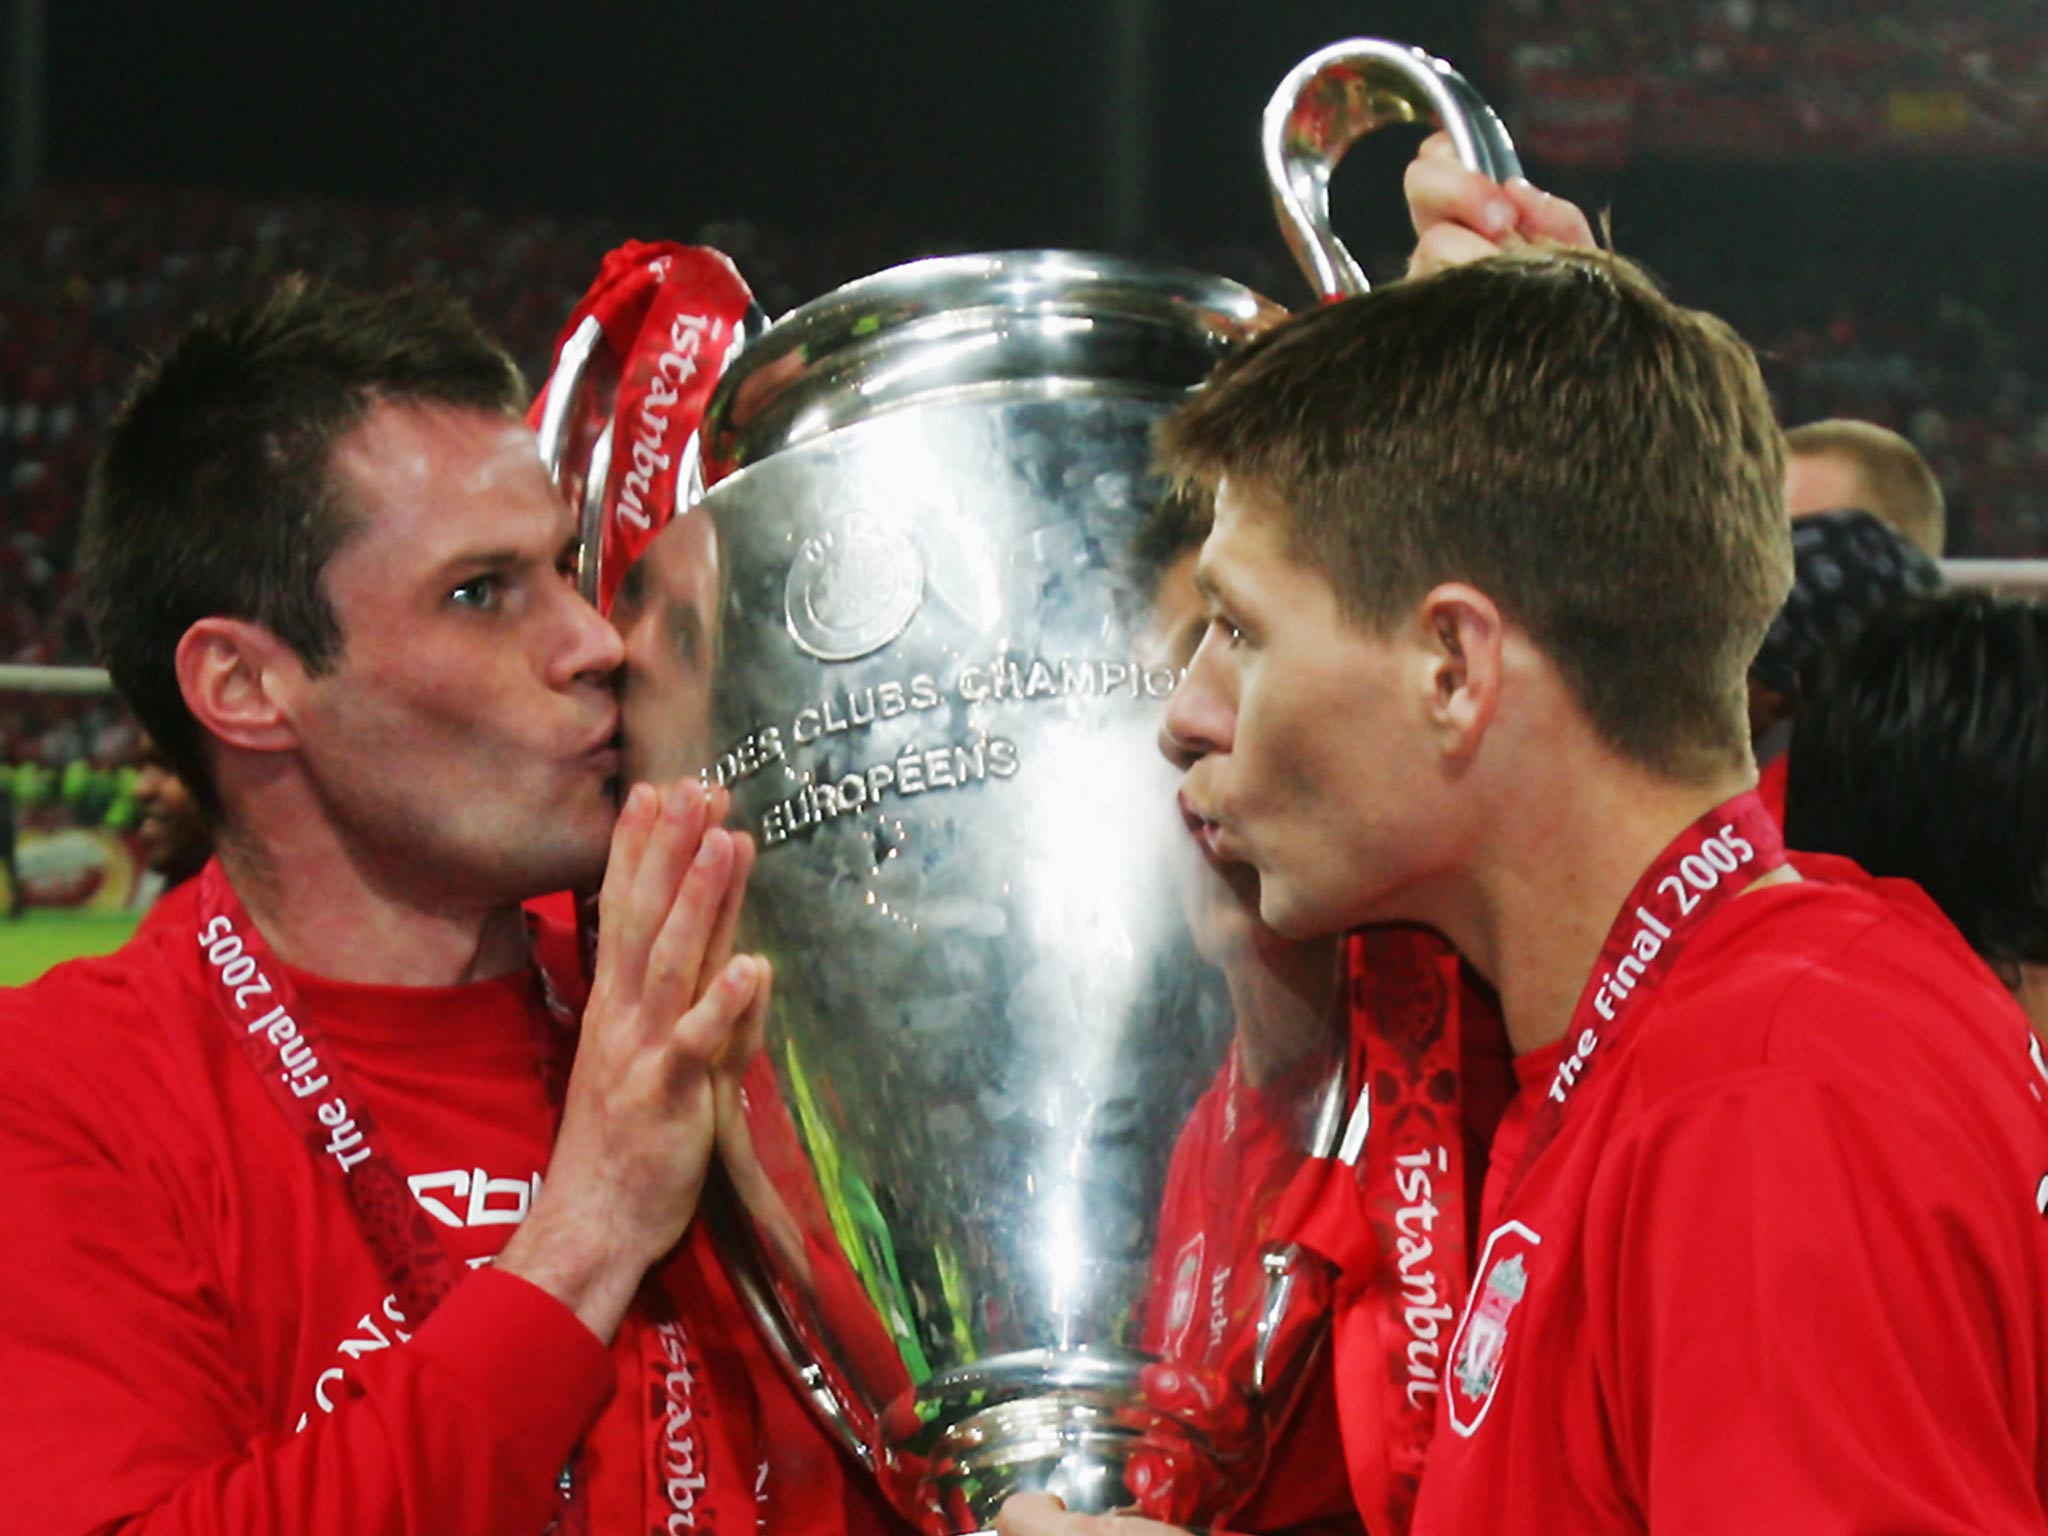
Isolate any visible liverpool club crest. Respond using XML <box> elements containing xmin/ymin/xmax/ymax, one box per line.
<box><xmin>1447</xmin><ymin>1220</ymin><xmax>1542</xmax><ymax>1436</ymax></box>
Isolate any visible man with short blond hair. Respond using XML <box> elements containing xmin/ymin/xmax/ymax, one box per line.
<box><xmin>1784</xmin><ymin>416</ymin><xmax>1946</xmax><ymax>556</ymax></box>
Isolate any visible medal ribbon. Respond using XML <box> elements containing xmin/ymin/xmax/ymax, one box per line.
<box><xmin>638</xmin><ymin>1276</ymin><xmax>745</xmax><ymax>1536</ymax></box>
<box><xmin>1271</xmin><ymin>795</ymin><xmax>1781</xmax><ymax>1533</ymax></box>
<box><xmin>1269</xmin><ymin>926</ymin><xmax>1479</xmax><ymax>1536</ymax></box>
<box><xmin>194</xmin><ymin>860</ymin><xmax>746</xmax><ymax>1536</ymax></box>
<box><xmin>194</xmin><ymin>860</ymin><xmax>466</xmax><ymax>1327</ymax></box>
<box><xmin>1504</xmin><ymin>791</ymin><xmax>1786</xmax><ymax>1200</ymax></box>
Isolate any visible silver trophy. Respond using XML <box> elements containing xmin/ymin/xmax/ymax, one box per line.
<box><xmin>556</xmin><ymin>42</ymin><xmax>1518</xmax><ymax>1535</ymax></box>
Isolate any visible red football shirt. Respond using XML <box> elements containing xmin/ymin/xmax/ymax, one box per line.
<box><xmin>0</xmin><ymin>877</ymin><xmax>903</xmax><ymax>1536</ymax></box>
<box><xmin>1408</xmin><ymin>857</ymin><xmax>2048</xmax><ymax>1532</ymax></box>
<box><xmin>1143</xmin><ymin>1041</ymin><xmax>1360</xmax><ymax>1533</ymax></box>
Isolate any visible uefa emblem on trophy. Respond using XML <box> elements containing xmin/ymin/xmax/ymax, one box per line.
<box><xmin>547</xmin><ymin>39</ymin><xmax>1520</xmax><ymax>1535</ymax></box>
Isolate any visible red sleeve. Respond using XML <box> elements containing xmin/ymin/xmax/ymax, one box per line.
<box><xmin>1582</xmin><ymin>1068</ymin><xmax>2046</xmax><ymax>1532</ymax></box>
<box><xmin>0</xmin><ymin>1003</ymin><xmax>615</xmax><ymax>1536</ymax></box>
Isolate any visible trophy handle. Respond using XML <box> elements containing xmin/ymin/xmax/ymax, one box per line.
<box><xmin>541</xmin><ymin>300</ymin><xmax>771</xmax><ymax>608</ymax></box>
<box><xmin>534</xmin><ymin>314</ymin><xmax>612</xmax><ymax>607</ymax></box>
<box><xmin>1262</xmin><ymin>38</ymin><xmax>1523</xmax><ymax>300</ymax></box>
<box><xmin>702</xmin><ymin>1168</ymin><xmax>880</xmax><ymax>1466</ymax></box>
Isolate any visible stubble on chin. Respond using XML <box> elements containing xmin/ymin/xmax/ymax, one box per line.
<box><xmin>504</xmin><ymin>788</ymin><xmax>617</xmax><ymax>900</ymax></box>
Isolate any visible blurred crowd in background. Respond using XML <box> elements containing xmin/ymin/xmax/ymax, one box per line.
<box><xmin>1489</xmin><ymin>0</ymin><xmax>2048</xmax><ymax>160</ymax></box>
<box><xmin>5</xmin><ymin>0</ymin><xmax>2046</xmax><ymax>910</ymax></box>
<box><xmin>0</xmin><ymin>189</ymin><xmax>953</xmax><ymax>908</ymax></box>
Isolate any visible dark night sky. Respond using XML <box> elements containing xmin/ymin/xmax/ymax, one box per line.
<box><xmin>40</xmin><ymin>2</ymin><xmax>1482</xmax><ymax>262</ymax></box>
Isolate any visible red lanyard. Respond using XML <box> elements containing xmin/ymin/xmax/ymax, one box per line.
<box><xmin>194</xmin><ymin>860</ymin><xmax>471</xmax><ymax>1326</ymax></box>
<box><xmin>193</xmin><ymin>860</ymin><xmax>740</xmax><ymax>1536</ymax></box>
<box><xmin>1504</xmin><ymin>792</ymin><xmax>1787</xmax><ymax>1199</ymax></box>
<box><xmin>1268</xmin><ymin>926</ymin><xmax>1480</xmax><ymax>1536</ymax></box>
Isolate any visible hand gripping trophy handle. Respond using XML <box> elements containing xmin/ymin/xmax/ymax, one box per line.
<box><xmin>1262</xmin><ymin>38</ymin><xmax>1523</xmax><ymax>300</ymax></box>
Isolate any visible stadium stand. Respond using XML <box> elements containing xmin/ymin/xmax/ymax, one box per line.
<box><xmin>1485</xmin><ymin>0</ymin><xmax>2048</xmax><ymax>163</ymax></box>
<box><xmin>3</xmin><ymin>159</ymin><xmax>2044</xmax><ymax>914</ymax></box>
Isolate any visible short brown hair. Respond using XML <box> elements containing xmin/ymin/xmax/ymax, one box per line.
<box><xmin>80</xmin><ymin>276</ymin><xmax>525</xmax><ymax>821</ymax></box>
<box><xmin>1159</xmin><ymin>247</ymin><xmax>1791</xmax><ymax>783</ymax></box>
<box><xmin>1785</xmin><ymin>418</ymin><xmax>1945</xmax><ymax>558</ymax></box>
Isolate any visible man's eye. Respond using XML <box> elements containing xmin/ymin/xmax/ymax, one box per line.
<box><xmin>450</xmin><ymin>575</ymin><xmax>501</xmax><ymax>611</ymax></box>
<box><xmin>1213</xmin><ymin>615</ymin><xmax>1247</xmax><ymax>648</ymax></box>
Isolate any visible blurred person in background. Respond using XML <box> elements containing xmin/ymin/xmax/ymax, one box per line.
<box><xmin>1786</xmin><ymin>590</ymin><xmax>2048</xmax><ymax>1040</ymax></box>
<box><xmin>131</xmin><ymin>732</ymin><xmax>211</xmax><ymax>892</ymax></box>
<box><xmin>1745</xmin><ymin>508</ymin><xmax>1944</xmax><ymax>820</ymax></box>
<box><xmin>1783</xmin><ymin>417</ymin><xmax>1947</xmax><ymax>558</ymax></box>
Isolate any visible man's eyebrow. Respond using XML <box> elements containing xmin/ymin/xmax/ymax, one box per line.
<box><xmin>1192</xmin><ymin>563</ymin><xmax>1225</xmax><ymax>604</ymax></box>
<box><xmin>426</xmin><ymin>545</ymin><xmax>553</xmax><ymax>590</ymax></box>
<box><xmin>434</xmin><ymin>547</ymin><xmax>525</xmax><ymax>574</ymax></box>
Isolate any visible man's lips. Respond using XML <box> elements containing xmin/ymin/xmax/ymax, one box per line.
<box><xmin>1178</xmin><ymin>791</ymin><xmax>1227</xmax><ymax>859</ymax></box>
<box><xmin>580</xmin><ymin>717</ymin><xmax>622</xmax><ymax>773</ymax></box>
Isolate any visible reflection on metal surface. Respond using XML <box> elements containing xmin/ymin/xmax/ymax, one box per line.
<box><xmin>618</xmin><ymin>251</ymin><xmax>1351</xmax><ymax>1533</ymax></box>
<box><xmin>590</xmin><ymin>40</ymin><xmax>1526</xmax><ymax>1536</ymax></box>
<box><xmin>534</xmin><ymin>314</ymin><xmax>608</xmax><ymax>604</ymax></box>
<box><xmin>1263</xmin><ymin>39</ymin><xmax>1522</xmax><ymax>299</ymax></box>
<box><xmin>785</xmin><ymin>516</ymin><xmax>927</xmax><ymax>662</ymax></box>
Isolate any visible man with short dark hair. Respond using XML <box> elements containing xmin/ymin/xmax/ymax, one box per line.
<box><xmin>1000</xmin><ymin>244</ymin><xmax>2048</xmax><ymax>1534</ymax></box>
<box><xmin>130</xmin><ymin>732</ymin><xmax>211</xmax><ymax>890</ymax></box>
<box><xmin>0</xmin><ymin>277</ymin><xmax>899</xmax><ymax>1534</ymax></box>
<box><xmin>1745</xmin><ymin>507</ymin><xmax>1945</xmax><ymax>820</ymax></box>
<box><xmin>1788</xmin><ymin>590</ymin><xmax>2048</xmax><ymax>1039</ymax></box>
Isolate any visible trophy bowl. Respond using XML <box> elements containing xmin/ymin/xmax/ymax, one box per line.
<box><xmin>579</xmin><ymin>40</ymin><xmax>1522</xmax><ymax>1534</ymax></box>
<box><xmin>615</xmin><ymin>248</ymin><xmax>1349</xmax><ymax>1532</ymax></box>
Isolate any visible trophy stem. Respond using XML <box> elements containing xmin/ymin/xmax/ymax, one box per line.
<box><xmin>880</xmin><ymin>1351</ymin><xmax>1266</xmax><ymax>1533</ymax></box>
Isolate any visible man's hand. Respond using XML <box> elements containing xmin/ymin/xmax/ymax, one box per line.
<box><xmin>499</xmin><ymin>777</ymin><xmax>764</xmax><ymax>1341</ymax></box>
<box><xmin>1404</xmin><ymin>130</ymin><xmax>1597</xmax><ymax>278</ymax></box>
<box><xmin>996</xmin><ymin>1494</ymin><xmax>1191</xmax><ymax>1536</ymax></box>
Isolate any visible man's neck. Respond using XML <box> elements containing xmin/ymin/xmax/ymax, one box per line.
<box><xmin>217</xmin><ymin>830</ymin><xmax>530</xmax><ymax>988</ymax></box>
<box><xmin>1224</xmin><ymin>937</ymin><xmax>1344</xmax><ymax>1090</ymax></box>
<box><xmin>1435</xmin><ymin>759</ymin><xmax>1760</xmax><ymax>1060</ymax></box>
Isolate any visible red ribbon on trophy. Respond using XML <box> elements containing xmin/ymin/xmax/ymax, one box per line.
<box><xmin>523</xmin><ymin>240</ymin><xmax>758</xmax><ymax>1032</ymax></box>
<box><xmin>527</xmin><ymin>240</ymin><xmax>756</xmax><ymax>616</ymax></box>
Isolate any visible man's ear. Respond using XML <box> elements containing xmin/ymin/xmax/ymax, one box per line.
<box><xmin>1416</xmin><ymin>583</ymin><xmax>1504</xmax><ymax>759</ymax></box>
<box><xmin>174</xmin><ymin>618</ymin><xmax>307</xmax><ymax>756</ymax></box>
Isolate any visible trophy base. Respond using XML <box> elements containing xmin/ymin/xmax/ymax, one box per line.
<box><xmin>878</xmin><ymin>1351</ymin><xmax>1263</xmax><ymax>1535</ymax></box>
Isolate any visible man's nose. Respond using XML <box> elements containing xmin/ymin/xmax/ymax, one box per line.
<box><xmin>552</xmin><ymin>580</ymin><xmax>626</xmax><ymax>687</ymax></box>
<box><xmin>1159</xmin><ymin>637</ymin><xmax>1232</xmax><ymax>771</ymax></box>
